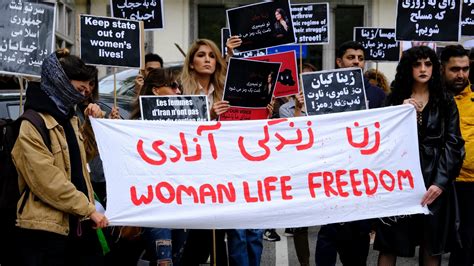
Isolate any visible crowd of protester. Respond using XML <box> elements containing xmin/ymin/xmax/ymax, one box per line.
<box><xmin>0</xmin><ymin>28</ymin><xmax>473</xmax><ymax>266</ymax></box>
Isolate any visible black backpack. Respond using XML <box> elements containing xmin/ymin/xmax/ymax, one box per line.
<box><xmin>0</xmin><ymin>109</ymin><xmax>50</xmax><ymax>265</ymax></box>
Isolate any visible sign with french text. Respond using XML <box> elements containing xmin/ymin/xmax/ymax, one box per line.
<box><xmin>221</xmin><ymin>58</ymin><xmax>281</xmax><ymax>120</ymax></box>
<box><xmin>0</xmin><ymin>1</ymin><xmax>55</xmax><ymax>77</ymax></box>
<box><xmin>301</xmin><ymin>68</ymin><xmax>367</xmax><ymax>115</ymax></box>
<box><xmin>91</xmin><ymin>105</ymin><xmax>428</xmax><ymax>229</ymax></box>
<box><xmin>248</xmin><ymin>51</ymin><xmax>299</xmax><ymax>98</ymax></box>
<box><xmin>227</xmin><ymin>0</ymin><xmax>296</xmax><ymax>52</ymax></box>
<box><xmin>461</xmin><ymin>0</ymin><xmax>474</xmax><ymax>36</ymax></box>
<box><xmin>354</xmin><ymin>28</ymin><xmax>400</xmax><ymax>61</ymax></box>
<box><xmin>395</xmin><ymin>0</ymin><xmax>461</xmax><ymax>42</ymax></box>
<box><xmin>139</xmin><ymin>95</ymin><xmax>209</xmax><ymax>121</ymax></box>
<box><xmin>110</xmin><ymin>0</ymin><xmax>164</xmax><ymax>30</ymax></box>
<box><xmin>290</xmin><ymin>3</ymin><xmax>329</xmax><ymax>45</ymax></box>
<box><xmin>79</xmin><ymin>14</ymin><xmax>143</xmax><ymax>68</ymax></box>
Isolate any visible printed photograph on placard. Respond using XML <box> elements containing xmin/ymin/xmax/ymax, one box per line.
<box><xmin>395</xmin><ymin>0</ymin><xmax>461</xmax><ymax>42</ymax></box>
<box><xmin>354</xmin><ymin>27</ymin><xmax>399</xmax><ymax>61</ymax></box>
<box><xmin>139</xmin><ymin>95</ymin><xmax>209</xmax><ymax>121</ymax></box>
<box><xmin>290</xmin><ymin>3</ymin><xmax>329</xmax><ymax>45</ymax></box>
<box><xmin>248</xmin><ymin>51</ymin><xmax>299</xmax><ymax>98</ymax></box>
<box><xmin>301</xmin><ymin>67</ymin><xmax>367</xmax><ymax>115</ymax></box>
<box><xmin>80</xmin><ymin>14</ymin><xmax>143</xmax><ymax>68</ymax></box>
<box><xmin>0</xmin><ymin>1</ymin><xmax>55</xmax><ymax>77</ymax></box>
<box><xmin>227</xmin><ymin>0</ymin><xmax>296</xmax><ymax>52</ymax></box>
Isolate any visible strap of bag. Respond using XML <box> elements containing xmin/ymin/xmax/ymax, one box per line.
<box><xmin>20</xmin><ymin>109</ymin><xmax>51</xmax><ymax>150</ymax></box>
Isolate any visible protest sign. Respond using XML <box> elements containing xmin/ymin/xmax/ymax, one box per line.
<box><xmin>227</xmin><ymin>0</ymin><xmax>296</xmax><ymax>52</ymax></box>
<box><xmin>111</xmin><ymin>0</ymin><xmax>164</xmax><ymax>30</ymax></box>
<box><xmin>0</xmin><ymin>1</ymin><xmax>55</xmax><ymax>77</ymax></box>
<box><xmin>90</xmin><ymin>104</ymin><xmax>428</xmax><ymax>229</ymax></box>
<box><xmin>140</xmin><ymin>95</ymin><xmax>209</xmax><ymax>121</ymax></box>
<box><xmin>301</xmin><ymin>68</ymin><xmax>367</xmax><ymax>115</ymax></box>
<box><xmin>461</xmin><ymin>1</ymin><xmax>474</xmax><ymax>36</ymax></box>
<box><xmin>354</xmin><ymin>28</ymin><xmax>399</xmax><ymax>61</ymax></box>
<box><xmin>290</xmin><ymin>3</ymin><xmax>329</xmax><ymax>45</ymax></box>
<box><xmin>221</xmin><ymin>58</ymin><xmax>281</xmax><ymax>121</ymax></box>
<box><xmin>395</xmin><ymin>0</ymin><xmax>461</xmax><ymax>42</ymax></box>
<box><xmin>220</xmin><ymin>28</ymin><xmax>267</xmax><ymax>58</ymax></box>
<box><xmin>80</xmin><ymin>14</ymin><xmax>143</xmax><ymax>68</ymax></box>
<box><xmin>248</xmin><ymin>51</ymin><xmax>299</xmax><ymax>97</ymax></box>
<box><xmin>267</xmin><ymin>44</ymin><xmax>308</xmax><ymax>58</ymax></box>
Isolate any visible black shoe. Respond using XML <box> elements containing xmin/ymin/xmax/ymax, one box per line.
<box><xmin>263</xmin><ymin>229</ymin><xmax>281</xmax><ymax>242</ymax></box>
<box><xmin>284</xmin><ymin>228</ymin><xmax>294</xmax><ymax>237</ymax></box>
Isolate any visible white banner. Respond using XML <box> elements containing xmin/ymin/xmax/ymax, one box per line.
<box><xmin>91</xmin><ymin>105</ymin><xmax>429</xmax><ymax>229</ymax></box>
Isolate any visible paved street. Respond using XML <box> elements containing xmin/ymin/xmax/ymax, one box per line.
<box><xmin>260</xmin><ymin>227</ymin><xmax>450</xmax><ymax>266</ymax></box>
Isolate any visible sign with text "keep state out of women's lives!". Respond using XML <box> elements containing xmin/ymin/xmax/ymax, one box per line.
<box><xmin>91</xmin><ymin>105</ymin><xmax>428</xmax><ymax>229</ymax></box>
<box><xmin>80</xmin><ymin>15</ymin><xmax>143</xmax><ymax>68</ymax></box>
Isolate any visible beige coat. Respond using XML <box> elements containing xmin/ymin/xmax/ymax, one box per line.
<box><xmin>12</xmin><ymin>113</ymin><xmax>96</xmax><ymax>236</ymax></box>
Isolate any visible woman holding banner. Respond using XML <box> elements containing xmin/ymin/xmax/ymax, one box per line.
<box><xmin>180</xmin><ymin>39</ymin><xmax>229</xmax><ymax>265</ymax></box>
<box><xmin>375</xmin><ymin>46</ymin><xmax>464</xmax><ymax>266</ymax></box>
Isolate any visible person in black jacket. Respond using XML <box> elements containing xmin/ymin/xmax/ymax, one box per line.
<box><xmin>375</xmin><ymin>46</ymin><xmax>464</xmax><ymax>266</ymax></box>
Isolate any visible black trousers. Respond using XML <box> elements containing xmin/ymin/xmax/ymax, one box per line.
<box><xmin>181</xmin><ymin>229</ymin><xmax>228</xmax><ymax>266</ymax></box>
<box><xmin>315</xmin><ymin>221</ymin><xmax>371</xmax><ymax>266</ymax></box>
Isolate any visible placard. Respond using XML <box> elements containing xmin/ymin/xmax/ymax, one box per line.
<box><xmin>395</xmin><ymin>0</ymin><xmax>461</xmax><ymax>42</ymax></box>
<box><xmin>0</xmin><ymin>1</ymin><xmax>55</xmax><ymax>77</ymax></box>
<box><xmin>79</xmin><ymin>14</ymin><xmax>143</xmax><ymax>68</ymax></box>
<box><xmin>139</xmin><ymin>95</ymin><xmax>209</xmax><ymax>121</ymax></box>
<box><xmin>110</xmin><ymin>0</ymin><xmax>164</xmax><ymax>30</ymax></box>
<box><xmin>461</xmin><ymin>1</ymin><xmax>474</xmax><ymax>36</ymax></box>
<box><xmin>221</xmin><ymin>58</ymin><xmax>281</xmax><ymax>121</ymax></box>
<box><xmin>248</xmin><ymin>51</ymin><xmax>299</xmax><ymax>98</ymax></box>
<box><xmin>290</xmin><ymin>3</ymin><xmax>329</xmax><ymax>45</ymax></box>
<box><xmin>227</xmin><ymin>0</ymin><xmax>296</xmax><ymax>52</ymax></box>
<box><xmin>220</xmin><ymin>28</ymin><xmax>267</xmax><ymax>58</ymax></box>
<box><xmin>301</xmin><ymin>68</ymin><xmax>367</xmax><ymax>115</ymax></box>
<box><xmin>354</xmin><ymin>27</ymin><xmax>400</xmax><ymax>61</ymax></box>
<box><xmin>90</xmin><ymin>104</ymin><xmax>429</xmax><ymax>229</ymax></box>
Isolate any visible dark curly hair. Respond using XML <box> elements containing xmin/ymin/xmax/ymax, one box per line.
<box><xmin>387</xmin><ymin>46</ymin><xmax>445</xmax><ymax>107</ymax></box>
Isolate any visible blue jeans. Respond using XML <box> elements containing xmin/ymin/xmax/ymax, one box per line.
<box><xmin>227</xmin><ymin>229</ymin><xmax>264</xmax><ymax>266</ymax></box>
<box><xmin>143</xmin><ymin>228</ymin><xmax>189</xmax><ymax>265</ymax></box>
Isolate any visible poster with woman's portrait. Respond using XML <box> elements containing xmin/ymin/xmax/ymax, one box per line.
<box><xmin>226</xmin><ymin>0</ymin><xmax>296</xmax><ymax>52</ymax></box>
<box><xmin>221</xmin><ymin>58</ymin><xmax>281</xmax><ymax>121</ymax></box>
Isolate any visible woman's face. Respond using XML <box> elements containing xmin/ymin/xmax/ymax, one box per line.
<box><xmin>71</xmin><ymin>80</ymin><xmax>93</xmax><ymax>96</ymax></box>
<box><xmin>191</xmin><ymin>45</ymin><xmax>216</xmax><ymax>76</ymax></box>
<box><xmin>275</xmin><ymin>11</ymin><xmax>282</xmax><ymax>21</ymax></box>
<box><xmin>412</xmin><ymin>58</ymin><xmax>433</xmax><ymax>85</ymax></box>
<box><xmin>152</xmin><ymin>81</ymin><xmax>181</xmax><ymax>96</ymax></box>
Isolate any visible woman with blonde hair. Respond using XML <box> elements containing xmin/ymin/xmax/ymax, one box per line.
<box><xmin>180</xmin><ymin>38</ymin><xmax>230</xmax><ymax>120</ymax></box>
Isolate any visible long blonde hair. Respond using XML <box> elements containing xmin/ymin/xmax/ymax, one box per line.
<box><xmin>181</xmin><ymin>39</ymin><xmax>226</xmax><ymax>104</ymax></box>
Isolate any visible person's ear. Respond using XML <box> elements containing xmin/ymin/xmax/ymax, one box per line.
<box><xmin>336</xmin><ymin>58</ymin><xmax>343</xmax><ymax>68</ymax></box>
<box><xmin>190</xmin><ymin>64</ymin><xmax>194</xmax><ymax>69</ymax></box>
<box><xmin>152</xmin><ymin>87</ymin><xmax>160</xmax><ymax>95</ymax></box>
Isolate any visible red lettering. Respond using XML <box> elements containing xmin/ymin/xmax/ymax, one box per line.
<box><xmin>397</xmin><ymin>170</ymin><xmax>414</xmax><ymax>190</ymax></box>
<box><xmin>257</xmin><ymin>180</ymin><xmax>264</xmax><ymax>202</ymax></box>
<box><xmin>155</xmin><ymin>182</ymin><xmax>175</xmax><ymax>203</ymax></box>
<box><xmin>308</xmin><ymin>172</ymin><xmax>322</xmax><ymax>198</ymax></box>
<box><xmin>264</xmin><ymin>176</ymin><xmax>278</xmax><ymax>201</ymax></box>
<box><xmin>323</xmin><ymin>172</ymin><xmax>338</xmax><ymax>197</ymax></box>
<box><xmin>363</xmin><ymin>169</ymin><xmax>378</xmax><ymax>196</ymax></box>
<box><xmin>176</xmin><ymin>185</ymin><xmax>199</xmax><ymax>204</ymax></box>
<box><xmin>136</xmin><ymin>139</ymin><xmax>167</xmax><ymax>165</ymax></box>
<box><xmin>130</xmin><ymin>185</ymin><xmax>154</xmax><ymax>206</ymax></box>
<box><xmin>243</xmin><ymin>181</ymin><xmax>258</xmax><ymax>202</ymax></box>
<box><xmin>199</xmin><ymin>183</ymin><xmax>217</xmax><ymax>203</ymax></box>
<box><xmin>379</xmin><ymin>170</ymin><xmax>395</xmax><ymax>191</ymax></box>
<box><xmin>349</xmin><ymin>169</ymin><xmax>362</xmax><ymax>196</ymax></box>
<box><xmin>238</xmin><ymin>125</ymin><xmax>271</xmax><ymax>161</ymax></box>
<box><xmin>217</xmin><ymin>183</ymin><xmax>236</xmax><ymax>203</ymax></box>
<box><xmin>196</xmin><ymin>122</ymin><xmax>221</xmax><ymax>160</ymax></box>
<box><xmin>280</xmin><ymin>176</ymin><xmax>293</xmax><ymax>200</ymax></box>
<box><xmin>335</xmin><ymin>170</ymin><xmax>349</xmax><ymax>197</ymax></box>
